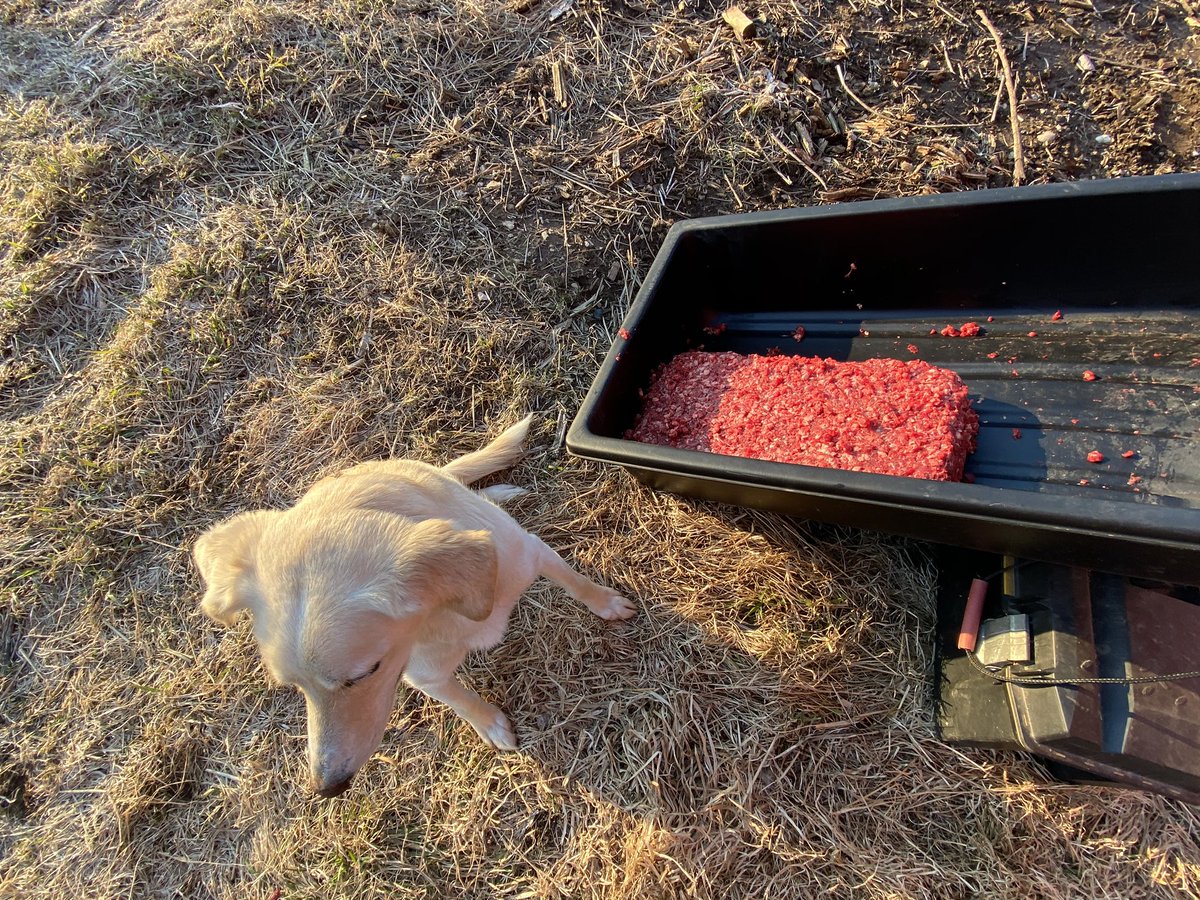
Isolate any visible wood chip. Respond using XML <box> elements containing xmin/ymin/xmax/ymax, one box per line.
<box><xmin>722</xmin><ymin>6</ymin><xmax>757</xmax><ymax>39</ymax></box>
<box><xmin>551</xmin><ymin>60</ymin><xmax>569</xmax><ymax>108</ymax></box>
<box><xmin>547</xmin><ymin>0</ymin><xmax>574</xmax><ymax>21</ymax></box>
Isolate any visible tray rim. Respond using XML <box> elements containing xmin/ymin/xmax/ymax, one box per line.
<box><xmin>566</xmin><ymin>173</ymin><xmax>1200</xmax><ymax>550</ymax></box>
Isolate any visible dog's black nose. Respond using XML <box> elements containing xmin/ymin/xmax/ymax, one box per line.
<box><xmin>314</xmin><ymin>774</ymin><xmax>353</xmax><ymax>799</ymax></box>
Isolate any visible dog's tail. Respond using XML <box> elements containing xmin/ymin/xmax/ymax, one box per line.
<box><xmin>441</xmin><ymin>414</ymin><xmax>533</xmax><ymax>485</ymax></box>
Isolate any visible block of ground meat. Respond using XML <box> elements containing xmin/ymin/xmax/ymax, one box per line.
<box><xmin>627</xmin><ymin>351</ymin><xmax>979</xmax><ymax>481</ymax></box>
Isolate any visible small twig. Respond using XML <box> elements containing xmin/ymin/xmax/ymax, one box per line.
<box><xmin>932</xmin><ymin>0</ymin><xmax>970</xmax><ymax>27</ymax></box>
<box><xmin>834</xmin><ymin>64</ymin><xmax>884</xmax><ymax>120</ymax></box>
<box><xmin>989</xmin><ymin>78</ymin><xmax>1004</xmax><ymax>123</ymax></box>
<box><xmin>722</xmin><ymin>173</ymin><xmax>746</xmax><ymax>209</ymax></box>
<box><xmin>767</xmin><ymin>132</ymin><xmax>830</xmax><ymax>189</ymax></box>
<box><xmin>551</xmin><ymin>60</ymin><xmax>569</xmax><ymax>108</ymax></box>
<box><xmin>977</xmin><ymin>8</ymin><xmax>1026</xmax><ymax>185</ymax></box>
<box><xmin>835</xmin><ymin>64</ymin><xmax>983</xmax><ymax>130</ymax></box>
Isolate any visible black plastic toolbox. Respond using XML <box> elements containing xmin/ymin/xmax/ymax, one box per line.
<box><xmin>935</xmin><ymin>548</ymin><xmax>1200</xmax><ymax>805</ymax></box>
<box><xmin>567</xmin><ymin>175</ymin><xmax>1200</xmax><ymax>585</ymax></box>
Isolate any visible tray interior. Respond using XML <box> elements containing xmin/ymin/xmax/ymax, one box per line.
<box><xmin>588</xmin><ymin>180</ymin><xmax>1200</xmax><ymax>510</ymax></box>
<box><xmin>682</xmin><ymin>306</ymin><xmax>1200</xmax><ymax>508</ymax></box>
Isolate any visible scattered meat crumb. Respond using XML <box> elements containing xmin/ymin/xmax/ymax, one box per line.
<box><xmin>1027</xmin><ymin>331</ymin><xmax>1038</xmax><ymax>338</ymax></box>
<box><xmin>1012</xmin><ymin>428</ymin><xmax>1022</xmax><ymax>439</ymax></box>
<box><xmin>1121</xmin><ymin>450</ymin><xmax>1135</xmax><ymax>459</ymax></box>
<box><xmin>618</xmin><ymin>327</ymin><xmax>631</xmax><ymax>339</ymax></box>
<box><xmin>907</xmin><ymin>343</ymin><xmax>919</xmax><ymax>354</ymax></box>
<box><xmin>1128</xmin><ymin>474</ymin><xmax>1142</xmax><ymax>486</ymax></box>
<box><xmin>939</xmin><ymin>322</ymin><xmax>981</xmax><ymax>337</ymax></box>
<box><xmin>792</xmin><ymin>325</ymin><xmax>805</xmax><ymax>341</ymax></box>
<box><xmin>1087</xmin><ymin>450</ymin><xmax>1105</xmax><ymax>463</ymax></box>
<box><xmin>987</xmin><ymin>352</ymin><xmax>999</xmax><ymax>359</ymax></box>
<box><xmin>1052</xmin><ymin>310</ymin><xmax>1063</xmax><ymax>321</ymax></box>
<box><xmin>1082</xmin><ymin>370</ymin><xmax>1097</xmax><ymax>381</ymax></box>
<box><xmin>986</xmin><ymin>316</ymin><xmax>994</xmax><ymax>323</ymax></box>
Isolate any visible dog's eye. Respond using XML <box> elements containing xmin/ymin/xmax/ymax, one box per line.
<box><xmin>342</xmin><ymin>660</ymin><xmax>381</xmax><ymax>689</ymax></box>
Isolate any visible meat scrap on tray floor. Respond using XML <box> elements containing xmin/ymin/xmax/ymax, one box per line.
<box><xmin>627</xmin><ymin>350</ymin><xmax>979</xmax><ymax>482</ymax></box>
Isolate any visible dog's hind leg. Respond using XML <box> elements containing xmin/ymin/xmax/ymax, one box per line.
<box><xmin>533</xmin><ymin>538</ymin><xmax>637</xmax><ymax>621</ymax></box>
<box><xmin>441</xmin><ymin>414</ymin><xmax>533</xmax><ymax>485</ymax></box>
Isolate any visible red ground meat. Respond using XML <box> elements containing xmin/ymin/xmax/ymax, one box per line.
<box><xmin>627</xmin><ymin>351</ymin><xmax>979</xmax><ymax>482</ymax></box>
<box><xmin>939</xmin><ymin>322</ymin><xmax>980</xmax><ymax>337</ymax></box>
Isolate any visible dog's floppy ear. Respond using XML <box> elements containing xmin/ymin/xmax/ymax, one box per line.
<box><xmin>397</xmin><ymin>519</ymin><xmax>497</xmax><ymax>622</ymax></box>
<box><xmin>193</xmin><ymin>510</ymin><xmax>277</xmax><ymax>625</ymax></box>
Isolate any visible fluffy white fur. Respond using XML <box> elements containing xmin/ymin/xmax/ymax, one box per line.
<box><xmin>194</xmin><ymin>415</ymin><xmax>635</xmax><ymax>797</ymax></box>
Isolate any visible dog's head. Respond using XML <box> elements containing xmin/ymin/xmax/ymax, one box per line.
<box><xmin>194</xmin><ymin>509</ymin><xmax>496</xmax><ymax>797</ymax></box>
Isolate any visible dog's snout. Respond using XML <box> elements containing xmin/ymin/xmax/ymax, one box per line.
<box><xmin>310</xmin><ymin>752</ymin><xmax>355</xmax><ymax>799</ymax></box>
<box><xmin>313</xmin><ymin>772</ymin><xmax>353</xmax><ymax>798</ymax></box>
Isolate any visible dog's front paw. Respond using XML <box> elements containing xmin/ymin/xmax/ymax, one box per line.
<box><xmin>470</xmin><ymin>703</ymin><xmax>518</xmax><ymax>752</ymax></box>
<box><xmin>596</xmin><ymin>594</ymin><xmax>637</xmax><ymax>621</ymax></box>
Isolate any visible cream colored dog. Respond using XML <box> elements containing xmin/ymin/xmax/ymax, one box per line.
<box><xmin>194</xmin><ymin>415</ymin><xmax>635</xmax><ymax>797</ymax></box>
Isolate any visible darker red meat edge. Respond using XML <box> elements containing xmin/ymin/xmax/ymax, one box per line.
<box><xmin>627</xmin><ymin>351</ymin><xmax>980</xmax><ymax>482</ymax></box>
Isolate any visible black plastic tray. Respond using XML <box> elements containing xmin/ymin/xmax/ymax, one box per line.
<box><xmin>567</xmin><ymin>174</ymin><xmax>1200</xmax><ymax>584</ymax></box>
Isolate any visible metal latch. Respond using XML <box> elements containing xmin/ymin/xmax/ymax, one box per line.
<box><xmin>976</xmin><ymin>614</ymin><xmax>1032</xmax><ymax>667</ymax></box>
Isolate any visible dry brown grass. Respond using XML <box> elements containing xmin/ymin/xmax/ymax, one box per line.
<box><xmin>2</xmin><ymin>0</ymin><xmax>1200</xmax><ymax>897</ymax></box>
